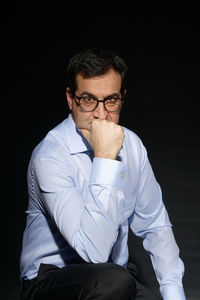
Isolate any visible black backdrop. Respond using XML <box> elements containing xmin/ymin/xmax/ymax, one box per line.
<box><xmin>2</xmin><ymin>3</ymin><xmax>200</xmax><ymax>299</ymax></box>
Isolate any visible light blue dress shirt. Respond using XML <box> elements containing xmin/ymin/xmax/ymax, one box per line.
<box><xmin>20</xmin><ymin>114</ymin><xmax>186</xmax><ymax>299</ymax></box>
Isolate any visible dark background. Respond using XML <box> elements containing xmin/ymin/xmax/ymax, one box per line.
<box><xmin>2</xmin><ymin>3</ymin><xmax>200</xmax><ymax>299</ymax></box>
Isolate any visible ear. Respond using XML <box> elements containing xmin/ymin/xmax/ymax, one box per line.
<box><xmin>123</xmin><ymin>89</ymin><xmax>127</xmax><ymax>97</ymax></box>
<box><xmin>66</xmin><ymin>87</ymin><xmax>73</xmax><ymax>110</ymax></box>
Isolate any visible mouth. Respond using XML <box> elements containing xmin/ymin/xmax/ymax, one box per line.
<box><xmin>77</xmin><ymin>121</ymin><xmax>92</xmax><ymax>132</ymax></box>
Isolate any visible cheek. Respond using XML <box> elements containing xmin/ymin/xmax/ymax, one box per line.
<box><xmin>108</xmin><ymin>113</ymin><xmax>120</xmax><ymax>124</ymax></box>
<box><xmin>73</xmin><ymin>109</ymin><xmax>93</xmax><ymax>129</ymax></box>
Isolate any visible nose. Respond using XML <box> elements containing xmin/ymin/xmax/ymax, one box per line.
<box><xmin>93</xmin><ymin>102</ymin><xmax>108</xmax><ymax>120</ymax></box>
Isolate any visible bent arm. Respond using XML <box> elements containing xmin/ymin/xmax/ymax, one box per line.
<box><xmin>34</xmin><ymin>155</ymin><xmax>125</xmax><ymax>263</ymax></box>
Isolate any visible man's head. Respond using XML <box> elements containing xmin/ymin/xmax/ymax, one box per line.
<box><xmin>66</xmin><ymin>48</ymin><xmax>128</xmax><ymax>131</ymax></box>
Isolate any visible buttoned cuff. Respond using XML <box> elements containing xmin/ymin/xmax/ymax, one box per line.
<box><xmin>161</xmin><ymin>285</ymin><xmax>186</xmax><ymax>300</ymax></box>
<box><xmin>90</xmin><ymin>158</ymin><xmax>125</xmax><ymax>188</ymax></box>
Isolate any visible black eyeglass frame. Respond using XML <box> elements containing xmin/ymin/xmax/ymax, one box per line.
<box><xmin>73</xmin><ymin>93</ymin><xmax>124</xmax><ymax>112</ymax></box>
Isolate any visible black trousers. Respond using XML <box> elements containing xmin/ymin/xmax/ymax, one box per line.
<box><xmin>21</xmin><ymin>262</ymin><xmax>162</xmax><ymax>300</ymax></box>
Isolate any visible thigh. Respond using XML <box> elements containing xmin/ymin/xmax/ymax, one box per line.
<box><xmin>22</xmin><ymin>262</ymin><xmax>136</xmax><ymax>300</ymax></box>
<box><xmin>23</xmin><ymin>263</ymin><xmax>96</xmax><ymax>300</ymax></box>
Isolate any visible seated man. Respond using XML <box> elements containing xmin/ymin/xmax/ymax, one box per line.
<box><xmin>20</xmin><ymin>48</ymin><xmax>186</xmax><ymax>300</ymax></box>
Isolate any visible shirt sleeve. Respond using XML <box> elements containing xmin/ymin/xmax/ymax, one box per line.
<box><xmin>129</xmin><ymin>143</ymin><xmax>186</xmax><ymax>300</ymax></box>
<box><xmin>34</xmin><ymin>155</ymin><xmax>125</xmax><ymax>263</ymax></box>
<box><xmin>161</xmin><ymin>285</ymin><xmax>186</xmax><ymax>300</ymax></box>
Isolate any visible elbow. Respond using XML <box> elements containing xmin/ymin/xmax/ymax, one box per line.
<box><xmin>70</xmin><ymin>218</ymin><xmax>117</xmax><ymax>264</ymax></box>
<box><xmin>72</xmin><ymin>234</ymin><xmax>112</xmax><ymax>264</ymax></box>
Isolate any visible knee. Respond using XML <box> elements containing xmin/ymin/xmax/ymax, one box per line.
<box><xmin>110</xmin><ymin>264</ymin><xmax>136</xmax><ymax>296</ymax></box>
<box><xmin>94</xmin><ymin>263</ymin><xmax>136</xmax><ymax>300</ymax></box>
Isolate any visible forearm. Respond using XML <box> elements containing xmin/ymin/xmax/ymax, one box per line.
<box><xmin>71</xmin><ymin>158</ymin><xmax>125</xmax><ymax>262</ymax></box>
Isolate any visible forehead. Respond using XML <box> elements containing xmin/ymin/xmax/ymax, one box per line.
<box><xmin>75</xmin><ymin>69</ymin><xmax>122</xmax><ymax>94</ymax></box>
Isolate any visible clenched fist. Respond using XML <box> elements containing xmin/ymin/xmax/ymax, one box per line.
<box><xmin>81</xmin><ymin>119</ymin><xmax>124</xmax><ymax>160</ymax></box>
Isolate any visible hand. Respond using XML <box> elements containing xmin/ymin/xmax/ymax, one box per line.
<box><xmin>81</xmin><ymin>119</ymin><xmax>124</xmax><ymax>160</ymax></box>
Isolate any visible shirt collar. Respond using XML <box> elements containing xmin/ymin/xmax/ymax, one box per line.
<box><xmin>64</xmin><ymin>114</ymin><xmax>93</xmax><ymax>154</ymax></box>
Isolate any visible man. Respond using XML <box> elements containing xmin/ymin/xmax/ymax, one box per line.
<box><xmin>20</xmin><ymin>48</ymin><xmax>186</xmax><ymax>299</ymax></box>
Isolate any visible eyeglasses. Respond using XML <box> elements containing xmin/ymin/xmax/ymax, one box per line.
<box><xmin>73</xmin><ymin>93</ymin><xmax>124</xmax><ymax>112</ymax></box>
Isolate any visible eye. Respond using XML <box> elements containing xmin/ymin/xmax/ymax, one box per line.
<box><xmin>81</xmin><ymin>96</ymin><xmax>96</xmax><ymax>106</ymax></box>
<box><xmin>105</xmin><ymin>97</ymin><xmax>119</xmax><ymax>104</ymax></box>
<box><xmin>83</xmin><ymin>96</ymin><xmax>94</xmax><ymax>102</ymax></box>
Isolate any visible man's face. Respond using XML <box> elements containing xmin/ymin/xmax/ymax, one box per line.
<box><xmin>66</xmin><ymin>69</ymin><xmax>124</xmax><ymax>131</ymax></box>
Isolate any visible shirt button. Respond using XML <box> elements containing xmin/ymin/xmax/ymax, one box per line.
<box><xmin>120</xmin><ymin>172</ymin><xmax>124</xmax><ymax>178</ymax></box>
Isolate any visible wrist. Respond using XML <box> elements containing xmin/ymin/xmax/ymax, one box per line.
<box><xmin>94</xmin><ymin>151</ymin><xmax>117</xmax><ymax>160</ymax></box>
<box><xmin>90</xmin><ymin>158</ymin><xmax>125</xmax><ymax>187</ymax></box>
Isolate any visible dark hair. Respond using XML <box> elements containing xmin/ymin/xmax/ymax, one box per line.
<box><xmin>66</xmin><ymin>48</ymin><xmax>128</xmax><ymax>95</ymax></box>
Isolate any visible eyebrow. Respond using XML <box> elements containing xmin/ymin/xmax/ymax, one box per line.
<box><xmin>79</xmin><ymin>91</ymin><xmax>121</xmax><ymax>99</ymax></box>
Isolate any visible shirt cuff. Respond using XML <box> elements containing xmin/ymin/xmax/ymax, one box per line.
<box><xmin>161</xmin><ymin>285</ymin><xmax>186</xmax><ymax>300</ymax></box>
<box><xmin>90</xmin><ymin>158</ymin><xmax>125</xmax><ymax>188</ymax></box>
